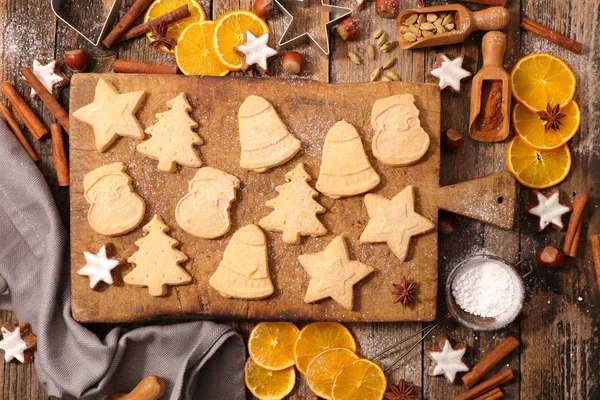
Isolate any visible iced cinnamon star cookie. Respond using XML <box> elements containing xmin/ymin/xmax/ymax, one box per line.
<box><xmin>298</xmin><ymin>236</ymin><xmax>374</xmax><ymax>311</ymax></box>
<box><xmin>234</xmin><ymin>31</ymin><xmax>278</xmax><ymax>74</ymax></box>
<box><xmin>427</xmin><ymin>336</ymin><xmax>469</xmax><ymax>383</ymax></box>
<box><xmin>527</xmin><ymin>189</ymin><xmax>571</xmax><ymax>231</ymax></box>
<box><xmin>25</xmin><ymin>59</ymin><xmax>69</xmax><ymax>99</ymax></box>
<box><xmin>72</xmin><ymin>78</ymin><xmax>145</xmax><ymax>152</ymax></box>
<box><xmin>371</xmin><ymin>94</ymin><xmax>430</xmax><ymax>166</ymax></box>
<box><xmin>428</xmin><ymin>54</ymin><xmax>471</xmax><ymax>93</ymax></box>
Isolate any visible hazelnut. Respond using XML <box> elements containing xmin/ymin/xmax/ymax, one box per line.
<box><xmin>375</xmin><ymin>0</ymin><xmax>400</xmax><ymax>19</ymax></box>
<box><xmin>282</xmin><ymin>51</ymin><xmax>305</xmax><ymax>75</ymax></box>
<box><xmin>253</xmin><ymin>0</ymin><xmax>274</xmax><ymax>20</ymax></box>
<box><xmin>442</xmin><ymin>128</ymin><xmax>464</xmax><ymax>151</ymax></box>
<box><xmin>537</xmin><ymin>246</ymin><xmax>564</xmax><ymax>268</ymax></box>
<box><xmin>64</xmin><ymin>49</ymin><xmax>89</xmax><ymax>72</ymax></box>
<box><xmin>336</xmin><ymin>16</ymin><xmax>360</xmax><ymax>41</ymax></box>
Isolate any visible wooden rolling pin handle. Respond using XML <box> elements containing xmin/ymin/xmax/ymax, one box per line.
<box><xmin>105</xmin><ymin>375</ymin><xmax>166</xmax><ymax>400</ymax></box>
<box><xmin>472</xmin><ymin>7</ymin><xmax>511</xmax><ymax>32</ymax></box>
<box><xmin>482</xmin><ymin>31</ymin><xmax>507</xmax><ymax>67</ymax></box>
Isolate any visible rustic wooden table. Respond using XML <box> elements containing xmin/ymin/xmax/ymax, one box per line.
<box><xmin>1</xmin><ymin>0</ymin><xmax>598</xmax><ymax>399</ymax></box>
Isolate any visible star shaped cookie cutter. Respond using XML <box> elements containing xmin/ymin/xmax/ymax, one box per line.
<box><xmin>274</xmin><ymin>0</ymin><xmax>353</xmax><ymax>55</ymax></box>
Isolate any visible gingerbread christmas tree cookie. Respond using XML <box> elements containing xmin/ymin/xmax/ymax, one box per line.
<box><xmin>360</xmin><ymin>186</ymin><xmax>435</xmax><ymax>262</ymax></box>
<box><xmin>83</xmin><ymin>162</ymin><xmax>146</xmax><ymax>236</ymax></box>
<box><xmin>371</xmin><ymin>94</ymin><xmax>430</xmax><ymax>166</ymax></box>
<box><xmin>259</xmin><ymin>163</ymin><xmax>327</xmax><ymax>244</ymax></box>
<box><xmin>209</xmin><ymin>224</ymin><xmax>274</xmax><ymax>299</ymax></box>
<box><xmin>124</xmin><ymin>215</ymin><xmax>192</xmax><ymax>296</ymax></box>
<box><xmin>298</xmin><ymin>236</ymin><xmax>374</xmax><ymax>310</ymax></box>
<box><xmin>315</xmin><ymin>120</ymin><xmax>380</xmax><ymax>199</ymax></box>
<box><xmin>137</xmin><ymin>92</ymin><xmax>203</xmax><ymax>173</ymax></box>
<box><xmin>0</xmin><ymin>322</ymin><xmax>37</xmax><ymax>364</ymax></box>
<box><xmin>427</xmin><ymin>336</ymin><xmax>469</xmax><ymax>383</ymax></box>
<box><xmin>176</xmin><ymin>167</ymin><xmax>240</xmax><ymax>239</ymax></box>
<box><xmin>72</xmin><ymin>78</ymin><xmax>145</xmax><ymax>152</ymax></box>
<box><xmin>238</xmin><ymin>95</ymin><xmax>301</xmax><ymax>172</ymax></box>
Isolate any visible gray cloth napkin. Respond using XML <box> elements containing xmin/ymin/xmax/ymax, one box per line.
<box><xmin>0</xmin><ymin>120</ymin><xmax>245</xmax><ymax>400</ymax></box>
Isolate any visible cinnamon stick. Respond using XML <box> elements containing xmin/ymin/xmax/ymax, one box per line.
<box><xmin>102</xmin><ymin>0</ymin><xmax>155</xmax><ymax>48</ymax></box>
<box><xmin>1</xmin><ymin>82</ymin><xmax>48</xmax><ymax>140</ymax></box>
<box><xmin>521</xmin><ymin>17</ymin><xmax>583</xmax><ymax>54</ymax></box>
<box><xmin>50</xmin><ymin>124</ymin><xmax>69</xmax><ymax>187</ymax></box>
<box><xmin>589</xmin><ymin>235</ymin><xmax>600</xmax><ymax>292</ymax></box>
<box><xmin>113</xmin><ymin>59</ymin><xmax>178</xmax><ymax>75</ymax></box>
<box><xmin>120</xmin><ymin>5</ymin><xmax>190</xmax><ymax>42</ymax></box>
<box><xmin>21</xmin><ymin>68</ymin><xmax>69</xmax><ymax>135</ymax></box>
<box><xmin>474</xmin><ymin>388</ymin><xmax>503</xmax><ymax>400</ymax></box>
<box><xmin>462</xmin><ymin>336</ymin><xmax>519</xmax><ymax>388</ymax></box>
<box><xmin>461</xmin><ymin>0</ymin><xmax>506</xmax><ymax>6</ymax></box>
<box><xmin>451</xmin><ymin>370</ymin><xmax>514</xmax><ymax>400</ymax></box>
<box><xmin>0</xmin><ymin>105</ymin><xmax>38</xmax><ymax>161</ymax></box>
<box><xmin>563</xmin><ymin>194</ymin><xmax>590</xmax><ymax>257</ymax></box>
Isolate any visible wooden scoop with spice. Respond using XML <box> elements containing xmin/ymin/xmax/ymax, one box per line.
<box><xmin>469</xmin><ymin>31</ymin><xmax>511</xmax><ymax>142</ymax></box>
<box><xmin>397</xmin><ymin>4</ymin><xmax>510</xmax><ymax>50</ymax></box>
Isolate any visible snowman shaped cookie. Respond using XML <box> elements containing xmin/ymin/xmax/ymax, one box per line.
<box><xmin>83</xmin><ymin>162</ymin><xmax>146</xmax><ymax>236</ymax></box>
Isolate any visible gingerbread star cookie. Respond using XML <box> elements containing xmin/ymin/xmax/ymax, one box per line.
<box><xmin>371</xmin><ymin>94</ymin><xmax>430</xmax><ymax>166</ymax></box>
<box><xmin>234</xmin><ymin>31</ymin><xmax>278</xmax><ymax>73</ymax></box>
<box><xmin>428</xmin><ymin>54</ymin><xmax>471</xmax><ymax>92</ymax></box>
<box><xmin>427</xmin><ymin>336</ymin><xmax>469</xmax><ymax>383</ymax></box>
<box><xmin>0</xmin><ymin>322</ymin><xmax>37</xmax><ymax>364</ymax></box>
<box><xmin>360</xmin><ymin>186</ymin><xmax>435</xmax><ymax>262</ymax></box>
<box><xmin>316</xmin><ymin>120</ymin><xmax>380</xmax><ymax>199</ymax></box>
<box><xmin>209</xmin><ymin>224</ymin><xmax>274</xmax><ymax>299</ymax></box>
<box><xmin>72</xmin><ymin>78</ymin><xmax>145</xmax><ymax>152</ymax></box>
<box><xmin>26</xmin><ymin>59</ymin><xmax>69</xmax><ymax>99</ymax></box>
<box><xmin>124</xmin><ymin>215</ymin><xmax>192</xmax><ymax>297</ymax></box>
<box><xmin>259</xmin><ymin>163</ymin><xmax>327</xmax><ymax>244</ymax></box>
<box><xmin>298</xmin><ymin>236</ymin><xmax>374</xmax><ymax>310</ymax></box>
<box><xmin>527</xmin><ymin>189</ymin><xmax>571</xmax><ymax>231</ymax></box>
<box><xmin>77</xmin><ymin>243</ymin><xmax>125</xmax><ymax>290</ymax></box>
<box><xmin>238</xmin><ymin>95</ymin><xmax>301</xmax><ymax>172</ymax></box>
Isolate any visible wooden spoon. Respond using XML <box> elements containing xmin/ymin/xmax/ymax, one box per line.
<box><xmin>397</xmin><ymin>4</ymin><xmax>510</xmax><ymax>50</ymax></box>
<box><xmin>105</xmin><ymin>375</ymin><xmax>166</xmax><ymax>400</ymax></box>
<box><xmin>469</xmin><ymin>31</ymin><xmax>511</xmax><ymax>142</ymax></box>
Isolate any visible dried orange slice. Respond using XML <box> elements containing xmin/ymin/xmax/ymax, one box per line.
<box><xmin>212</xmin><ymin>10</ymin><xmax>270</xmax><ymax>71</ymax></box>
<box><xmin>175</xmin><ymin>21</ymin><xmax>229</xmax><ymax>76</ymax></box>
<box><xmin>506</xmin><ymin>136</ymin><xmax>571</xmax><ymax>189</ymax></box>
<box><xmin>244</xmin><ymin>357</ymin><xmax>295</xmax><ymax>400</ymax></box>
<box><xmin>248</xmin><ymin>322</ymin><xmax>299</xmax><ymax>371</ymax></box>
<box><xmin>144</xmin><ymin>0</ymin><xmax>206</xmax><ymax>54</ymax></box>
<box><xmin>306</xmin><ymin>348</ymin><xmax>359</xmax><ymax>399</ymax></box>
<box><xmin>513</xmin><ymin>101</ymin><xmax>580</xmax><ymax>151</ymax></box>
<box><xmin>510</xmin><ymin>53</ymin><xmax>576</xmax><ymax>112</ymax></box>
<box><xmin>331</xmin><ymin>359</ymin><xmax>387</xmax><ymax>400</ymax></box>
<box><xmin>294</xmin><ymin>322</ymin><xmax>356</xmax><ymax>375</ymax></box>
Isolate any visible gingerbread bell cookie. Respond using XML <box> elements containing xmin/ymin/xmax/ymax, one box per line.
<box><xmin>428</xmin><ymin>54</ymin><xmax>471</xmax><ymax>93</ymax></box>
<box><xmin>426</xmin><ymin>336</ymin><xmax>469</xmax><ymax>383</ymax></box>
<box><xmin>234</xmin><ymin>31</ymin><xmax>277</xmax><ymax>74</ymax></box>
<box><xmin>527</xmin><ymin>189</ymin><xmax>571</xmax><ymax>231</ymax></box>
<box><xmin>238</xmin><ymin>95</ymin><xmax>301</xmax><ymax>172</ymax></box>
<box><xmin>259</xmin><ymin>163</ymin><xmax>327</xmax><ymax>244</ymax></box>
<box><xmin>83</xmin><ymin>162</ymin><xmax>146</xmax><ymax>236</ymax></box>
<box><xmin>298</xmin><ymin>236</ymin><xmax>374</xmax><ymax>310</ymax></box>
<box><xmin>371</xmin><ymin>94</ymin><xmax>430</xmax><ymax>166</ymax></box>
<box><xmin>25</xmin><ymin>59</ymin><xmax>69</xmax><ymax>99</ymax></box>
<box><xmin>176</xmin><ymin>167</ymin><xmax>241</xmax><ymax>239</ymax></box>
<box><xmin>0</xmin><ymin>322</ymin><xmax>37</xmax><ymax>364</ymax></box>
<box><xmin>209</xmin><ymin>224</ymin><xmax>274</xmax><ymax>299</ymax></box>
<box><xmin>316</xmin><ymin>120</ymin><xmax>380</xmax><ymax>198</ymax></box>
<box><xmin>137</xmin><ymin>92</ymin><xmax>203</xmax><ymax>173</ymax></box>
<box><xmin>77</xmin><ymin>243</ymin><xmax>126</xmax><ymax>290</ymax></box>
<box><xmin>124</xmin><ymin>215</ymin><xmax>192</xmax><ymax>297</ymax></box>
<box><xmin>72</xmin><ymin>78</ymin><xmax>145</xmax><ymax>152</ymax></box>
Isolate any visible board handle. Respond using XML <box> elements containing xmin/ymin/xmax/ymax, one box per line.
<box><xmin>434</xmin><ymin>171</ymin><xmax>516</xmax><ymax>229</ymax></box>
<box><xmin>472</xmin><ymin>7</ymin><xmax>511</xmax><ymax>32</ymax></box>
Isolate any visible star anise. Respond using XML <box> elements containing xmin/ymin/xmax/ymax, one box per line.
<box><xmin>148</xmin><ymin>21</ymin><xmax>177</xmax><ymax>51</ymax></box>
<box><xmin>384</xmin><ymin>378</ymin><xmax>419</xmax><ymax>400</ymax></box>
<box><xmin>392</xmin><ymin>278</ymin><xmax>418</xmax><ymax>308</ymax></box>
<box><xmin>537</xmin><ymin>103</ymin><xmax>566</xmax><ymax>132</ymax></box>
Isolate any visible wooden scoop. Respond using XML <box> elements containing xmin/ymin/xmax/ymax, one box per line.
<box><xmin>469</xmin><ymin>31</ymin><xmax>511</xmax><ymax>142</ymax></box>
<box><xmin>397</xmin><ymin>4</ymin><xmax>510</xmax><ymax>50</ymax></box>
<box><xmin>105</xmin><ymin>375</ymin><xmax>166</xmax><ymax>400</ymax></box>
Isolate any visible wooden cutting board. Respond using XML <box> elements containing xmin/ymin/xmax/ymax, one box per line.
<box><xmin>69</xmin><ymin>74</ymin><xmax>515</xmax><ymax>323</ymax></box>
